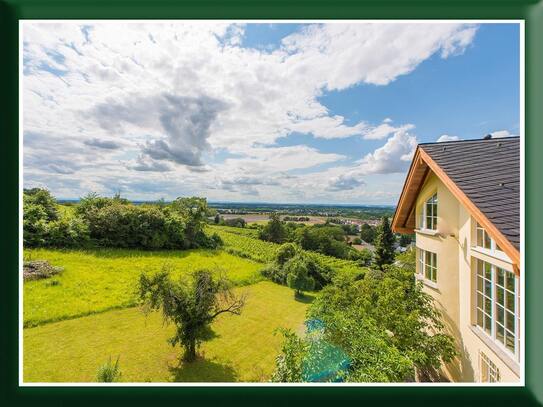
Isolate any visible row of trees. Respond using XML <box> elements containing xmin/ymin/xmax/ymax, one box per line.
<box><xmin>258</xmin><ymin>214</ymin><xmax>371</xmax><ymax>264</ymax></box>
<box><xmin>23</xmin><ymin>188</ymin><xmax>221</xmax><ymax>250</ymax></box>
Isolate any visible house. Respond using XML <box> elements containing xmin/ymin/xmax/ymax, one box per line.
<box><xmin>392</xmin><ymin>136</ymin><xmax>521</xmax><ymax>383</ymax></box>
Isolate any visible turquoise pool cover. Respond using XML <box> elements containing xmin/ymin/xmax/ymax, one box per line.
<box><xmin>302</xmin><ymin>319</ymin><xmax>351</xmax><ymax>382</ymax></box>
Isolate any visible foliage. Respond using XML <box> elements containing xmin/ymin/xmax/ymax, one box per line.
<box><xmin>24</xmin><ymin>188</ymin><xmax>59</xmax><ymax>221</ymax></box>
<box><xmin>138</xmin><ymin>268</ymin><xmax>246</xmax><ymax>361</ymax></box>
<box><xmin>23</xmin><ymin>248</ymin><xmax>263</xmax><ymax>327</ymax></box>
<box><xmin>285</xmin><ymin>256</ymin><xmax>316</xmax><ymax>296</ymax></box>
<box><xmin>259</xmin><ymin>213</ymin><xmax>287</xmax><ymax>243</ymax></box>
<box><xmin>96</xmin><ymin>356</ymin><xmax>122</xmax><ymax>382</ymax></box>
<box><xmin>46</xmin><ymin>216</ymin><xmax>90</xmax><ymax>248</ymax></box>
<box><xmin>271</xmin><ymin>328</ymin><xmax>308</xmax><ymax>382</ymax></box>
<box><xmin>24</xmin><ymin>282</ymin><xmax>310</xmax><ymax>382</ymax></box>
<box><xmin>23</xmin><ymin>201</ymin><xmax>49</xmax><ymax>247</ymax></box>
<box><xmin>273</xmin><ymin>252</ymin><xmax>456</xmax><ymax>382</ymax></box>
<box><xmin>373</xmin><ymin>217</ymin><xmax>395</xmax><ymax>270</ymax></box>
<box><xmin>209</xmin><ymin>225</ymin><xmax>365</xmax><ymax>278</ymax></box>
<box><xmin>352</xmin><ymin>237</ymin><xmax>362</xmax><ymax>245</ymax></box>
<box><xmin>295</xmin><ymin>225</ymin><xmax>349</xmax><ymax>259</ymax></box>
<box><xmin>398</xmin><ymin>234</ymin><xmax>414</xmax><ymax>247</ymax></box>
<box><xmin>223</xmin><ymin>217</ymin><xmax>247</xmax><ymax>228</ymax></box>
<box><xmin>360</xmin><ymin>223</ymin><xmax>376</xmax><ymax>244</ymax></box>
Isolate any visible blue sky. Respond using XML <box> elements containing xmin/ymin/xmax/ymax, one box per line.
<box><xmin>22</xmin><ymin>22</ymin><xmax>520</xmax><ymax>204</ymax></box>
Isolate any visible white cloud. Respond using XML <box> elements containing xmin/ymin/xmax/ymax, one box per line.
<box><xmin>490</xmin><ymin>130</ymin><xmax>517</xmax><ymax>138</ymax></box>
<box><xmin>436</xmin><ymin>134</ymin><xmax>461</xmax><ymax>142</ymax></box>
<box><xmin>22</xmin><ymin>21</ymin><xmax>478</xmax><ymax>201</ymax></box>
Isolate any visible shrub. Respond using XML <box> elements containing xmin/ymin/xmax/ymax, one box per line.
<box><xmin>46</xmin><ymin>216</ymin><xmax>90</xmax><ymax>248</ymax></box>
<box><xmin>23</xmin><ymin>188</ymin><xmax>59</xmax><ymax>221</ymax></box>
<box><xmin>23</xmin><ymin>201</ymin><xmax>49</xmax><ymax>247</ymax></box>
<box><xmin>96</xmin><ymin>356</ymin><xmax>122</xmax><ymax>382</ymax></box>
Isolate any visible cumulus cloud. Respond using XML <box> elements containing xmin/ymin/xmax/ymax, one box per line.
<box><xmin>436</xmin><ymin>134</ymin><xmax>461</xmax><ymax>142</ymax></box>
<box><xmin>21</xmin><ymin>21</ymin><xmax>479</xmax><ymax>201</ymax></box>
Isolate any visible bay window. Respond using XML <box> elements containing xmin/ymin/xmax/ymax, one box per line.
<box><xmin>475</xmin><ymin>259</ymin><xmax>519</xmax><ymax>358</ymax></box>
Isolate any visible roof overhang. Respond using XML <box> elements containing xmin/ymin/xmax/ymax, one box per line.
<box><xmin>392</xmin><ymin>146</ymin><xmax>520</xmax><ymax>274</ymax></box>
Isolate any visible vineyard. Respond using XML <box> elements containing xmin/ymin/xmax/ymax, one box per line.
<box><xmin>208</xmin><ymin>225</ymin><xmax>365</xmax><ymax>276</ymax></box>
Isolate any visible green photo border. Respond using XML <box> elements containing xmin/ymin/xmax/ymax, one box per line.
<box><xmin>1</xmin><ymin>0</ymin><xmax>542</xmax><ymax>405</ymax></box>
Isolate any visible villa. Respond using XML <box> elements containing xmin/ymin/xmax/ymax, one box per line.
<box><xmin>392</xmin><ymin>136</ymin><xmax>521</xmax><ymax>383</ymax></box>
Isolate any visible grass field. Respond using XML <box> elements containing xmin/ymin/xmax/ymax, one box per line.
<box><xmin>23</xmin><ymin>281</ymin><xmax>311</xmax><ymax>383</ymax></box>
<box><xmin>24</xmin><ymin>248</ymin><xmax>264</xmax><ymax>327</ymax></box>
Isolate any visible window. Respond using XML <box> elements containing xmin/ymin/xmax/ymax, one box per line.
<box><xmin>476</xmin><ymin>223</ymin><xmax>503</xmax><ymax>252</ymax></box>
<box><xmin>418</xmin><ymin>248</ymin><xmax>437</xmax><ymax>283</ymax></box>
<box><xmin>480</xmin><ymin>352</ymin><xmax>501</xmax><ymax>382</ymax></box>
<box><xmin>419</xmin><ymin>193</ymin><xmax>438</xmax><ymax>230</ymax></box>
<box><xmin>475</xmin><ymin>259</ymin><xmax>519</xmax><ymax>357</ymax></box>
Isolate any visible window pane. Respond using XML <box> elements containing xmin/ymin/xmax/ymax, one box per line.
<box><xmin>484</xmin><ymin>316</ymin><xmax>492</xmax><ymax>335</ymax></box>
<box><xmin>484</xmin><ymin>298</ymin><xmax>492</xmax><ymax>314</ymax></box>
<box><xmin>496</xmin><ymin>287</ymin><xmax>504</xmax><ymax>306</ymax></box>
<box><xmin>506</xmin><ymin>292</ymin><xmax>515</xmax><ymax>312</ymax></box>
<box><xmin>497</xmin><ymin>269</ymin><xmax>505</xmax><ymax>287</ymax></box>
<box><xmin>477</xmin><ymin>309</ymin><xmax>484</xmax><ymax>327</ymax></box>
<box><xmin>477</xmin><ymin>228</ymin><xmax>484</xmax><ymax>247</ymax></box>
<box><xmin>484</xmin><ymin>231</ymin><xmax>492</xmax><ymax>249</ymax></box>
<box><xmin>506</xmin><ymin>272</ymin><xmax>515</xmax><ymax>292</ymax></box>
<box><xmin>477</xmin><ymin>276</ymin><xmax>483</xmax><ymax>292</ymax></box>
<box><xmin>477</xmin><ymin>259</ymin><xmax>483</xmax><ymax>276</ymax></box>
<box><xmin>496</xmin><ymin>324</ymin><xmax>505</xmax><ymax>344</ymax></box>
<box><xmin>484</xmin><ymin>280</ymin><xmax>492</xmax><ymax>297</ymax></box>
<box><xmin>505</xmin><ymin>332</ymin><xmax>515</xmax><ymax>353</ymax></box>
<box><xmin>485</xmin><ymin>263</ymin><xmax>492</xmax><ymax>280</ymax></box>
<box><xmin>506</xmin><ymin>311</ymin><xmax>515</xmax><ymax>332</ymax></box>
<box><xmin>496</xmin><ymin>304</ymin><xmax>505</xmax><ymax>324</ymax></box>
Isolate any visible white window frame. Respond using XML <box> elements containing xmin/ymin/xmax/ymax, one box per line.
<box><xmin>475</xmin><ymin>222</ymin><xmax>504</xmax><ymax>254</ymax></box>
<box><xmin>419</xmin><ymin>193</ymin><xmax>438</xmax><ymax>231</ymax></box>
<box><xmin>418</xmin><ymin>248</ymin><xmax>437</xmax><ymax>284</ymax></box>
<box><xmin>475</xmin><ymin>258</ymin><xmax>520</xmax><ymax>360</ymax></box>
<box><xmin>480</xmin><ymin>352</ymin><xmax>501</xmax><ymax>383</ymax></box>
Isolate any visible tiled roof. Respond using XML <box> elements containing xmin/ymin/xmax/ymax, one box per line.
<box><xmin>420</xmin><ymin>137</ymin><xmax>520</xmax><ymax>250</ymax></box>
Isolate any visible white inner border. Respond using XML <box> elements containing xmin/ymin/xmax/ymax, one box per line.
<box><xmin>18</xmin><ymin>19</ymin><xmax>525</xmax><ymax>388</ymax></box>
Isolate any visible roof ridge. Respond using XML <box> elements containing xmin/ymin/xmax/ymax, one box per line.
<box><xmin>419</xmin><ymin>136</ymin><xmax>520</xmax><ymax>146</ymax></box>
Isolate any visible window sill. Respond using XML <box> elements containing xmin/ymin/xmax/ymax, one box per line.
<box><xmin>469</xmin><ymin>325</ymin><xmax>520</xmax><ymax>377</ymax></box>
<box><xmin>471</xmin><ymin>246</ymin><xmax>512</xmax><ymax>264</ymax></box>
<box><xmin>415</xmin><ymin>274</ymin><xmax>439</xmax><ymax>291</ymax></box>
<box><xmin>414</xmin><ymin>228</ymin><xmax>440</xmax><ymax>237</ymax></box>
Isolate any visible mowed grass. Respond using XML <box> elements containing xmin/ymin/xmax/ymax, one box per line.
<box><xmin>24</xmin><ymin>248</ymin><xmax>264</xmax><ymax>327</ymax></box>
<box><xmin>23</xmin><ymin>281</ymin><xmax>311</xmax><ymax>383</ymax></box>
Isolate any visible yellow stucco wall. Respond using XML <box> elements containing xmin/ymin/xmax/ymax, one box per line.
<box><xmin>414</xmin><ymin>172</ymin><xmax>521</xmax><ymax>383</ymax></box>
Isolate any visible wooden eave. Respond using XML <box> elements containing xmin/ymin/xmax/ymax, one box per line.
<box><xmin>392</xmin><ymin>146</ymin><xmax>521</xmax><ymax>274</ymax></box>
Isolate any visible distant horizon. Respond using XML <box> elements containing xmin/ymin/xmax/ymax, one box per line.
<box><xmin>54</xmin><ymin>196</ymin><xmax>396</xmax><ymax>208</ymax></box>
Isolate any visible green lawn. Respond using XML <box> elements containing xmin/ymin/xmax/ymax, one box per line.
<box><xmin>23</xmin><ymin>281</ymin><xmax>311</xmax><ymax>383</ymax></box>
<box><xmin>24</xmin><ymin>248</ymin><xmax>264</xmax><ymax>327</ymax></box>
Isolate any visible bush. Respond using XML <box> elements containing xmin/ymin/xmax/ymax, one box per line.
<box><xmin>24</xmin><ymin>188</ymin><xmax>59</xmax><ymax>221</ymax></box>
<box><xmin>353</xmin><ymin>237</ymin><xmax>362</xmax><ymax>245</ymax></box>
<box><xmin>96</xmin><ymin>356</ymin><xmax>122</xmax><ymax>382</ymax></box>
<box><xmin>23</xmin><ymin>201</ymin><xmax>49</xmax><ymax>247</ymax></box>
<box><xmin>46</xmin><ymin>216</ymin><xmax>90</xmax><ymax>248</ymax></box>
<box><xmin>223</xmin><ymin>217</ymin><xmax>246</xmax><ymax>228</ymax></box>
<box><xmin>89</xmin><ymin>204</ymin><xmax>186</xmax><ymax>249</ymax></box>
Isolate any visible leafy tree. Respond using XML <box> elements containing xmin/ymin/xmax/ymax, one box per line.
<box><xmin>138</xmin><ymin>269</ymin><xmax>246</xmax><ymax>362</ymax></box>
<box><xmin>284</xmin><ymin>255</ymin><xmax>316</xmax><ymax>296</ymax></box>
<box><xmin>373</xmin><ymin>217</ymin><xmax>395</xmax><ymax>270</ymax></box>
<box><xmin>23</xmin><ymin>201</ymin><xmax>49</xmax><ymax>247</ymax></box>
<box><xmin>259</xmin><ymin>213</ymin><xmax>287</xmax><ymax>243</ymax></box>
<box><xmin>398</xmin><ymin>234</ymin><xmax>413</xmax><ymax>247</ymax></box>
<box><xmin>273</xmin><ymin>255</ymin><xmax>456</xmax><ymax>382</ymax></box>
<box><xmin>214</xmin><ymin>214</ymin><xmax>221</xmax><ymax>224</ymax></box>
<box><xmin>23</xmin><ymin>188</ymin><xmax>59</xmax><ymax>221</ymax></box>
<box><xmin>353</xmin><ymin>237</ymin><xmax>362</xmax><ymax>245</ymax></box>
<box><xmin>360</xmin><ymin>223</ymin><xmax>376</xmax><ymax>244</ymax></box>
<box><xmin>223</xmin><ymin>217</ymin><xmax>246</xmax><ymax>228</ymax></box>
<box><xmin>271</xmin><ymin>328</ymin><xmax>308</xmax><ymax>382</ymax></box>
<box><xmin>170</xmin><ymin>197</ymin><xmax>209</xmax><ymax>248</ymax></box>
<box><xmin>47</xmin><ymin>216</ymin><xmax>90</xmax><ymax>247</ymax></box>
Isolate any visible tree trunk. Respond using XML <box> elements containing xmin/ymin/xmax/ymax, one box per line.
<box><xmin>184</xmin><ymin>339</ymin><xmax>197</xmax><ymax>362</ymax></box>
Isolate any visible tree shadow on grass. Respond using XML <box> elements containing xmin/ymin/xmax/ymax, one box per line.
<box><xmin>169</xmin><ymin>356</ymin><xmax>239</xmax><ymax>382</ymax></box>
<box><xmin>294</xmin><ymin>292</ymin><xmax>316</xmax><ymax>304</ymax></box>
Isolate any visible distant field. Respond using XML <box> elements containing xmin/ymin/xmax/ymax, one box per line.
<box><xmin>220</xmin><ymin>213</ymin><xmax>326</xmax><ymax>225</ymax></box>
<box><xmin>23</xmin><ymin>248</ymin><xmax>264</xmax><ymax>327</ymax></box>
<box><xmin>23</xmin><ymin>281</ymin><xmax>310</xmax><ymax>382</ymax></box>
